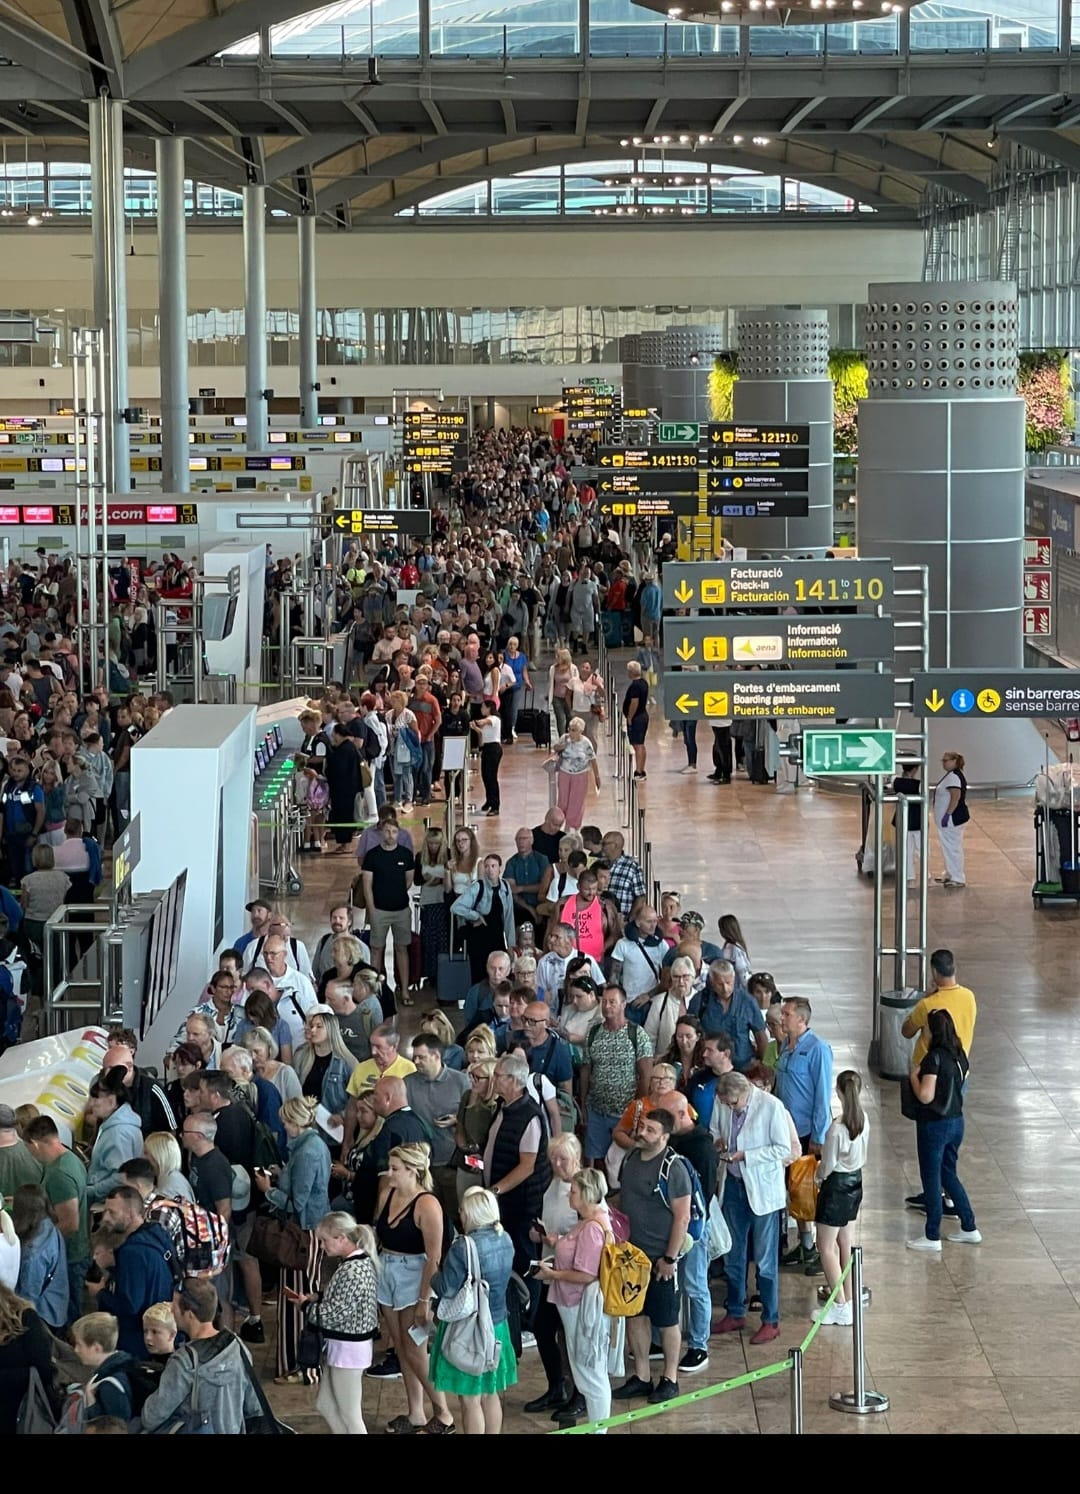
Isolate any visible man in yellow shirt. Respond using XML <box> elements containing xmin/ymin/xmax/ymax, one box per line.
<box><xmin>341</xmin><ymin>1023</ymin><xmax>415</xmax><ymax>1155</ymax></box>
<box><xmin>901</xmin><ymin>948</ymin><xmax>977</xmax><ymax>1066</ymax></box>
<box><xmin>901</xmin><ymin>948</ymin><xmax>976</xmax><ymax>1218</ymax></box>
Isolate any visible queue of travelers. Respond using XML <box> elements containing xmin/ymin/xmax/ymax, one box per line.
<box><xmin>0</xmin><ymin>426</ymin><xmax>980</xmax><ymax>1438</ymax></box>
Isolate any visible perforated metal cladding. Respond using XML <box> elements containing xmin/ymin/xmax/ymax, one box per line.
<box><xmin>661</xmin><ymin>324</ymin><xmax>728</xmax><ymax>370</ymax></box>
<box><xmin>637</xmin><ymin>330</ymin><xmax>665</xmax><ymax>367</ymax></box>
<box><xmin>737</xmin><ymin>310</ymin><xmax>830</xmax><ymax>379</ymax></box>
<box><xmin>620</xmin><ymin>334</ymin><xmax>641</xmax><ymax>406</ymax></box>
<box><xmin>864</xmin><ymin>281</ymin><xmax>1019</xmax><ymax>399</ymax></box>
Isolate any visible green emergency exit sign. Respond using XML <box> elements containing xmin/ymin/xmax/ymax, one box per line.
<box><xmin>803</xmin><ymin>728</ymin><xmax>895</xmax><ymax>776</ymax></box>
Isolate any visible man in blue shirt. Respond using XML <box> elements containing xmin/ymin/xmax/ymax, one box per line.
<box><xmin>521</xmin><ymin>1001</ymin><xmax>573</xmax><ymax>1100</ymax></box>
<box><xmin>775</xmin><ymin>996</ymin><xmax>833</xmax><ymax>1272</ymax></box>
<box><xmin>690</xmin><ymin>960</ymin><xmax>767</xmax><ymax>1072</ymax></box>
<box><xmin>505</xmin><ymin>826</ymin><xmax>550</xmax><ymax>926</ymax></box>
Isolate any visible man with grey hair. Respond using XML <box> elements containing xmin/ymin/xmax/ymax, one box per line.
<box><xmin>690</xmin><ymin>959</ymin><xmax>767</xmax><ymax>1072</ymax></box>
<box><xmin>536</xmin><ymin>922</ymin><xmax>603</xmax><ymax>1014</ymax></box>
<box><xmin>485</xmin><ymin>1052</ymin><xmax>552</xmax><ymax>1274</ymax></box>
<box><xmin>181</xmin><ymin>1111</ymin><xmax>233</xmax><ymax>1225</ymax></box>
<box><xmin>712</xmin><ymin>1070</ymin><xmax>790</xmax><ymax>1347</ymax></box>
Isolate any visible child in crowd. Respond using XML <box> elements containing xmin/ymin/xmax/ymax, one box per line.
<box><xmin>142</xmin><ymin>1301</ymin><xmax>177</xmax><ymax>1365</ymax></box>
<box><xmin>72</xmin><ymin>1312</ymin><xmax>134</xmax><ymax>1423</ymax></box>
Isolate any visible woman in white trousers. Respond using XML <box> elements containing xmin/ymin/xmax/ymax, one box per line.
<box><xmin>934</xmin><ymin>751</ymin><xmax>969</xmax><ymax>888</ymax></box>
<box><xmin>536</xmin><ymin>1167</ymin><xmax>612</xmax><ymax>1433</ymax></box>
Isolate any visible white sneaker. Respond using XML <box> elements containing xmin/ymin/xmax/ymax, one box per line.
<box><xmin>678</xmin><ymin>764</ymin><xmax>697</xmax><ymax>774</ymax></box>
<box><xmin>520</xmin><ymin>1331</ymin><xmax>537</xmax><ymax>1350</ymax></box>
<box><xmin>811</xmin><ymin>1301</ymin><xmax>852</xmax><ymax>1326</ymax></box>
<box><xmin>906</xmin><ymin>1237</ymin><xmax>942</xmax><ymax>1253</ymax></box>
<box><xmin>946</xmin><ymin>1228</ymin><xmax>982</xmax><ymax>1244</ymax></box>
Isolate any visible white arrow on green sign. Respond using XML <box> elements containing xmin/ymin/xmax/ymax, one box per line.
<box><xmin>803</xmin><ymin>728</ymin><xmax>895</xmax><ymax>776</ymax></box>
<box><xmin>658</xmin><ymin>421</ymin><xmax>700</xmax><ymax>444</ymax></box>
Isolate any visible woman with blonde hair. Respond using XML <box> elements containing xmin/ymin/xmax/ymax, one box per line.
<box><xmin>293</xmin><ymin>1006</ymin><xmax>358</xmax><ymax>1121</ymax></box>
<box><xmin>316</xmin><ymin>933</ymin><xmax>367</xmax><ymax>1000</ymax></box>
<box><xmin>253</xmin><ymin>1094</ymin><xmax>331</xmax><ymax>1385</ymax></box>
<box><xmin>376</xmin><ymin>1142</ymin><xmax>454</xmax><ymax>1435</ymax></box>
<box><xmin>547</xmin><ymin>647</ymin><xmax>580</xmax><ymax>739</ymax></box>
<box><xmin>453</xmin><ymin>1058</ymin><xmax>499</xmax><ymax>1203</ymax></box>
<box><xmin>143</xmin><ymin>1131</ymin><xmax>193</xmax><ymax>1203</ymax></box>
<box><xmin>512</xmin><ymin>952</ymin><xmax>537</xmax><ymax>993</ymax></box>
<box><xmin>812</xmin><ymin>1070</ymin><xmax>870</xmax><ymax>1327</ymax></box>
<box><xmin>525</xmin><ymin>1131</ymin><xmax>584</xmax><ymax>1418</ymax></box>
<box><xmin>388</xmin><ymin>689</ymin><xmax>419</xmax><ymax>812</ymax></box>
<box><xmin>536</xmin><ymin>1168</ymin><xmax>612</xmax><ymax>1432</ymax></box>
<box><xmin>463</xmin><ymin>1026</ymin><xmax>497</xmax><ymax>1063</ymax></box>
<box><xmin>428</xmin><ymin>1186</ymin><xmax>516</xmax><ymax>1435</ymax></box>
<box><xmin>547</xmin><ymin>717</ymin><xmax>599</xmax><ymax>832</ymax></box>
<box><xmin>290</xmin><ymin>1212</ymin><xmax>381</xmax><ymax>1435</ymax></box>
<box><xmin>417</xmin><ymin>1008</ymin><xmax>465</xmax><ymax>1071</ymax></box>
<box><xmin>0</xmin><ymin>1281</ymin><xmax>56</xmax><ymax>1433</ymax></box>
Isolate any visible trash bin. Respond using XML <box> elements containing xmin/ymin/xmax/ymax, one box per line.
<box><xmin>877</xmin><ymin>988</ymin><xmax>920</xmax><ymax>1080</ymax></box>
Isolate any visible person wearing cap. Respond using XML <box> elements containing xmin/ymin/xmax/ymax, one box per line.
<box><xmin>660</xmin><ymin>911</ymin><xmax>723</xmax><ymax>973</ymax></box>
<box><xmin>0</xmin><ymin>1104</ymin><xmax>43</xmax><ymax>1205</ymax></box>
<box><xmin>234</xmin><ymin>899</ymin><xmax>273</xmax><ymax>956</ymax></box>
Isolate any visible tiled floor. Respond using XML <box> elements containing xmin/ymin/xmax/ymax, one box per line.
<box><xmin>261</xmin><ymin>701</ymin><xmax>1080</xmax><ymax>1435</ymax></box>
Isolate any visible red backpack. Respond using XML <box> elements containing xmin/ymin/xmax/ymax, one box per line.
<box><xmin>150</xmin><ymin>1196</ymin><xmax>230</xmax><ymax>1278</ymax></box>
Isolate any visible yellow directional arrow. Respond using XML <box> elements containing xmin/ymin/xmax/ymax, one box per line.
<box><xmin>675</xmin><ymin>639</ymin><xmax>696</xmax><ymax>661</ymax></box>
<box><xmin>599</xmin><ymin>455</ymin><xmax>611</xmax><ymax>465</ymax></box>
<box><xmin>673</xmin><ymin>580</ymin><xmax>693</xmax><ymax>604</ymax></box>
<box><xmin>675</xmin><ymin>693</ymin><xmax>699</xmax><ymax>714</ymax></box>
<box><xmin>710</xmin><ymin>429</ymin><xmax>722</xmax><ymax>443</ymax></box>
<box><xmin>925</xmin><ymin>689</ymin><xmax>944</xmax><ymax>713</ymax></box>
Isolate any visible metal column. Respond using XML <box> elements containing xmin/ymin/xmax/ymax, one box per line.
<box><xmin>298</xmin><ymin>212</ymin><xmax>319</xmax><ymax>429</ymax></box>
<box><xmin>89</xmin><ymin>92</ymin><xmax>130</xmax><ymax>494</ymax></box>
<box><xmin>156</xmin><ymin>136</ymin><xmax>190</xmax><ymax>494</ymax></box>
<box><xmin>243</xmin><ymin>184</ymin><xmax>269</xmax><ymax>449</ymax></box>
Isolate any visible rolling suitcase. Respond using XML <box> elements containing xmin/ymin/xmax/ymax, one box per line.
<box><xmin>516</xmin><ymin>689</ymin><xmax>551</xmax><ymax>749</ymax></box>
<box><xmin>436</xmin><ymin>950</ymin><xmax>472</xmax><ymax>1009</ymax></box>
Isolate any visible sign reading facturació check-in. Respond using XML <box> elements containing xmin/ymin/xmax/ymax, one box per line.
<box><xmin>662</xmin><ymin>560</ymin><xmax>893</xmax><ymax>611</ymax></box>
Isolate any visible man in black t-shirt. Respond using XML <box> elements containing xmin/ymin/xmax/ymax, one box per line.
<box><xmin>531</xmin><ymin>805</ymin><xmax>566</xmax><ymax>865</ymax></box>
<box><xmin>361</xmin><ymin>818</ymin><xmax>415</xmax><ymax>1001</ymax></box>
<box><xmin>182</xmin><ymin>1112</ymin><xmax>235</xmax><ymax>1219</ymax></box>
<box><xmin>195</xmin><ymin>1072</ymin><xmax>262</xmax><ymax>1341</ymax></box>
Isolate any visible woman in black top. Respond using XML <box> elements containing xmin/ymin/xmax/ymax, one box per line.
<box><xmin>622</xmin><ymin>660</ymin><xmax>649</xmax><ymax>780</ymax></box>
<box><xmin>906</xmin><ymin>1009</ymin><xmax>979</xmax><ymax>1252</ymax></box>
<box><xmin>324</xmin><ymin>725</ymin><xmax>362</xmax><ymax>850</ymax></box>
<box><xmin>0</xmin><ymin>1283</ymin><xmax>57</xmax><ymax>1434</ymax></box>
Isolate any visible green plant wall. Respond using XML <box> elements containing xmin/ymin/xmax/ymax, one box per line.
<box><xmin>1018</xmin><ymin>350</ymin><xmax>1075</xmax><ymax>452</ymax></box>
<box><xmin>708</xmin><ymin>350</ymin><xmax>869</xmax><ymax>449</ymax></box>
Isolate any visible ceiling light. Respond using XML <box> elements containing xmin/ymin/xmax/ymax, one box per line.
<box><xmin>732</xmin><ymin>133</ymin><xmax>744</xmax><ymax>143</ymax></box>
<box><xmin>698</xmin><ymin>133</ymin><xmax>713</xmax><ymax>143</ymax></box>
<box><xmin>667</xmin><ymin>5</ymin><xmax>683</xmax><ymax>14</ymax></box>
<box><xmin>26</xmin><ymin>214</ymin><xmax>41</xmax><ymax>227</ymax></box>
<box><xmin>632</xmin><ymin>136</ymin><xmax>643</xmax><ymax>146</ymax></box>
<box><xmin>678</xmin><ymin>134</ymin><xmax>691</xmax><ymax>144</ymax></box>
<box><xmin>753</xmin><ymin>135</ymin><xmax>771</xmax><ymax>145</ymax></box>
<box><xmin>620</xmin><ymin>138</ymin><xmax>629</xmax><ymax>147</ymax></box>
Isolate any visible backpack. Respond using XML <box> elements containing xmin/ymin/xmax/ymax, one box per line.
<box><xmin>655</xmin><ymin>1148</ymin><xmax>707</xmax><ymax>1255</ymax></box>
<box><xmin>82</xmin><ymin>836</ymin><xmax>103</xmax><ymax>887</ymax></box>
<box><xmin>532</xmin><ymin>1038</ymin><xmax>580</xmax><ymax>1134</ymax></box>
<box><xmin>598</xmin><ymin>1234</ymin><xmax>652</xmax><ymax>1318</ymax></box>
<box><xmin>306</xmin><ymin>777</ymin><xmax>329</xmax><ymax>812</ymax></box>
<box><xmin>55</xmin><ymin>1374</ymin><xmax>127</xmax><ymax>1435</ymax></box>
<box><xmin>237</xmin><ymin>1095</ymin><xmax>283</xmax><ymax>1171</ymax></box>
<box><xmin>951</xmin><ymin>769</ymin><xmax>971</xmax><ymax>826</ymax></box>
<box><xmin>152</xmin><ymin>1196</ymin><xmax>230</xmax><ymax>1278</ymax></box>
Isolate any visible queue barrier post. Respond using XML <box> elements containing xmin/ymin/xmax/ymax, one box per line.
<box><xmin>789</xmin><ymin>1345</ymin><xmax>804</xmax><ymax>1435</ymax></box>
<box><xmin>828</xmin><ymin>1246</ymin><xmax>889</xmax><ymax>1416</ymax></box>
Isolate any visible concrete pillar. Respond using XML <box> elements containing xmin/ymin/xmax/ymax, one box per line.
<box><xmin>89</xmin><ymin>94</ymin><xmax>130</xmax><ymax>493</ymax></box>
<box><xmin>243</xmin><ymin>184</ymin><xmax>269</xmax><ymax>450</ymax></box>
<box><xmin>662</xmin><ymin>323</ymin><xmax>728</xmax><ymax>425</ymax></box>
<box><xmin>298</xmin><ymin>212</ymin><xmax>319</xmax><ymax>428</ymax></box>
<box><xmin>729</xmin><ymin>307</ymin><xmax>834</xmax><ymax>557</ymax></box>
<box><xmin>858</xmin><ymin>280</ymin><xmax>1036</xmax><ymax>784</ymax></box>
<box><xmin>156</xmin><ymin>136</ymin><xmax>189</xmax><ymax>494</ymax></box>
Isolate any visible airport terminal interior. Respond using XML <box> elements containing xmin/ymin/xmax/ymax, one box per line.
<box><xmin>1</xmin><ymin>0</ymin><xmax>1080</xmax><ymax>1439</ymax></box>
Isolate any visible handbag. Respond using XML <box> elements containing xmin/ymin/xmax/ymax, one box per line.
<box><xmin>297</xmin><ymin>1319</ymin><xmax>323</xmax><ymax>1371</ymax></box>
<box><xmin>899</xmin><ymin>1075</ymin><xmax>920</xmax><ymax>1120</ymax></box>
<box><xmin>901</xmin><ymin>1057</ymin><xmax>964</xmax><ymax>1121</ymax></box>
<box><xmin>250</xmin><ymin>1212</ymin><xmax>310</xmax><ymax>1272</ymax></box>
<box><xmin>706</xmin><ymin>1195</ymin><xmax>732</xmax><ymax>1261</ymax></box>
<box><xmin>436</xmin><ymin>1244</ymin><xmax>478</xmax><ymax>1323</ymax></box>
<box><xmin>439</xmin><ymin>1236</ymin><xmax>501</xmax><ymax>1376</ymax></box>
<box><xmin>788</xmin><ymin>1154</ymin><xmax>819</xmax><ymax>1223</ymax></box>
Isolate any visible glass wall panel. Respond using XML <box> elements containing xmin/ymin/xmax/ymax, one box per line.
<box><xmin>431</xmin><ymin>0</ymin><xmax>579</xmax><ymax>56</ymax></box>
<box><xmin>221</xmin><ymin>1</ymin><xmax>421</xmax><ymax>58</ymax></box>
<box><xmin>589</xmin><ymin>0</ymin><xmax>738</xmax><ymax>56</ymax></box>
<box><xmin>910</xmin><ymin>0</ymin><xmax>1057</xmax><ymax>50</ymax></box>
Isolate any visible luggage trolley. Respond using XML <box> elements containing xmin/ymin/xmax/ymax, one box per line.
<box><xmin>1033</xmin><ymin>760</ymin><xmax>1080</xmax><ymax>908</ymax></box>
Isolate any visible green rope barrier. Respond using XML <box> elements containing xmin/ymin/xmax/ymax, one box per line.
<box><xmin>798</xmin><ymin>1255</ymin><xmax>854</xmax><ymax>1357</ymax></box>
<box><xmin>549</xmin><ymin>1356</ymin><xmax>793</xmax><ymax>1436</ymax></box>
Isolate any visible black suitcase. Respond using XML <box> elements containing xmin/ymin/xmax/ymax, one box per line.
<box><xmin>518</xmin><ymin>691</ymin><xmax>551</xmax><ymax>748</ymax></box>
<box><xmin>436</xmin><ymin>950</ymin><xmax>472</xmax><ymax>1008</ymax></box>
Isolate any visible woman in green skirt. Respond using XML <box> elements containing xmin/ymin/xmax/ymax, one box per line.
<box><xmin>428</xmin><ymin>1186</ymin><xmax>517</xmax><ymax>1434</ymax></box>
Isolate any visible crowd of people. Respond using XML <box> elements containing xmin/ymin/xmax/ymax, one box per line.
<box><xmin>0</xmin><ymin>426</ymin><xmax>982</xmax><ymax>1437</ymax></box>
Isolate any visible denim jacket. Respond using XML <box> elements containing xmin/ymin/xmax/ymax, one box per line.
<box><xmin>432</xmin><ymin>1225</ymin><xmax>513</xmax><ymax>1325</ymax></box>
<box><xmin>266</xmin><ymin>1125</ymin><xmax>331</xmax><ymax>1231</ymax></box>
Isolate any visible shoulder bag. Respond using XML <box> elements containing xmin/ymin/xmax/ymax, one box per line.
<box><xmin>436</xmin><ymin>1237</ymin><xmax>478</xmax><ymax>1324</ymax></box>
<box><xmin>249</xmin><ymin>1211</ymin><xmax>310</xmax><ymax>1272</ymax></box>
<box><xmin>439</xmin><ymin>1234</ymin><xmax>501</xmax><ymax>1376</ymax></box>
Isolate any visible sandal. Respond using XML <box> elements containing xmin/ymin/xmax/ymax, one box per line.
<box><xmin>386</xmin><ymin>1414</ymin><xmax>424</xmax><ymax>1435</ymax></box>
<box><xmin>273</xmin><ymin>1371</ymin><xmax>308</xmax><ymax>1386</ymax></box>
<box><xmin>420</xmin><ymin>1417</ymin><xmax>456</xmax><ymax>1435</ymax></box>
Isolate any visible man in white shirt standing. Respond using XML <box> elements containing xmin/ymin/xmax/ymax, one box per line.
<box><xmin>241</xmin><ymin>914</ymin><xmax>315</xmax><ymax>981</ymax></box>
<box><xmin>261</xmin><ymin>935</ymin><xmax>317</xmax><ymax>1048</ymax></box>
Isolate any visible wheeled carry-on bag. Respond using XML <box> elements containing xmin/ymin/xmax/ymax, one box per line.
<box><xmin>437</xmin><ymin>951</ymin><xmax>472</xmax><ymax>1008</ymax></box>
<box><xmin>516</xmin><ymin>689</ymin><xmax>551</xmax><ymax>749</ymax></box>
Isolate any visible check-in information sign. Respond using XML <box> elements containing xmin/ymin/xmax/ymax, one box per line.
<box><xmin>914</xmin><ymin>671</ymin><xmax>1080</xmax><ymax>717</ymax></box>
<box><xmin>663</xmin><ymin>670</ymin><xmax>895</xmax><ymax>720</ymax></box>
<box><xmin>662</xmin><ymin>561</ymin><xmax>893</xmax><ymax>611</ymax></box>
<box><xmin>663</xmin><ymin>614</ymin><xmax>894</xmax><ymax>667</ymax></box>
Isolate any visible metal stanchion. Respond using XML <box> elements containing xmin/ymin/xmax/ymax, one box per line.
<box><xmin>789</xmin><ymin>1346</ymin><xmax>804</xmax><ymax>1434</ymax></box>
<box><xmin>829</xmin><ymin>1247</ymin><xmax>889</xmax><ymax>1416</ymax></box>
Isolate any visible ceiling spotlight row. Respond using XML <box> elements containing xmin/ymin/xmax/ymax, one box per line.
<box><xmin>669</xmin><ymin>0</ymin><xmax>902</xmax><ymax>8</ymax></box>
<box><xmin>617</xmin><ymin>134</ymin><xmax>770</xmax><ymax>148</ymax></box>
<box><xmin>593</xmin><ymin>205</ymin><xmax>703</xmax><ymax>216</ymax></box>
<box><xmin>0</xmin><ymin>209</ymin><xmax>52</xmax><ymax>225</ymax></box>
